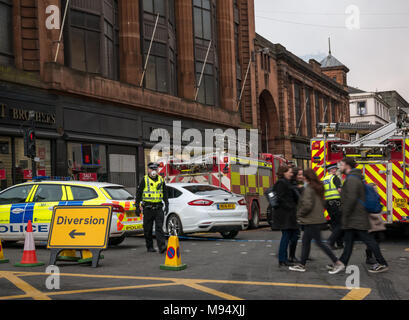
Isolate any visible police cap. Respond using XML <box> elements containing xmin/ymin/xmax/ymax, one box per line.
<box><xmin>326</xmin><ymin>163</ymin><xmax>338</xmax><ymax>171</ymax></box>
<box><xmin>148</xmin><ymin>162</ymin><xmax>159</xmax><ymax>170</ymax></box>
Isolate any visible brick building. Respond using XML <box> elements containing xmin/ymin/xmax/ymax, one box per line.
<box><xmin>0</xmin><ymin>0</ymin><xmax>258</xmax><ymax>192</ymax></box>
<box><xmin>254</xmin><ymin>34</ymin><xmax>350</xmax><ymax>168</ymax></box>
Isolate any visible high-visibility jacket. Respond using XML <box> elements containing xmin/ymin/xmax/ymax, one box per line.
<box><xmin>323</xmin><ymin>174</ymin><xmax>341</xmax><ymax>200</ymax></box>
<box><xmin>142</xmin><ymin>175</ymin><xmax>164</xmax><ymax>203</ymax></box>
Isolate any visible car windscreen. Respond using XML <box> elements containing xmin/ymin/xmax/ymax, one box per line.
<box><xmin>103</xmin><ymin>187</ymin><xmax>134</xmax><ymax>200</ymax></box>
<box><xmin>183</xmin><ymin>185</ymin><xmax>232</xmax><ymax>196</ymax></box>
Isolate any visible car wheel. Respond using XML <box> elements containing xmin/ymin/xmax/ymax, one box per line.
<box><xmin>108</xmin><ymin>234</ymin><xmax>126</xmax><ymax>246</ymax></box>
<box><xmin>167</xmin><ymin>214</ymin><xmax>184</xmax><ymax>237</ymax></box>
<box><xmin>220</xmin><ymin>230</ymin><xmax>239</xmax><ymax>239</ymax></box>
<box><xmin>249</xmin><ymin>202</ymin><xmax>260</xmax><ymax>229</ymax></box>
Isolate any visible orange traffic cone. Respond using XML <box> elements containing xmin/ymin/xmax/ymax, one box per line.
<box><xmin>15</xmin><ymin>220</ymin><xmax>44</xmax><ymax>267</ymax></box>
<box><xmin>0</xmin><ymin>238</ymin><xmax>9</xmax><ymax>264</ymax></box>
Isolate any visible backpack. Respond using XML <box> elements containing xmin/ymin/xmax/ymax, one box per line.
<box><xmin>349</xmin><ymin>175</ymin><xmax>383</xmax><ymax>214</ymax></box>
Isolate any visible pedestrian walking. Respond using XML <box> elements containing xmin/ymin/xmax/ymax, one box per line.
<box><xmin>323</xmin><ymin>163</ymin><xmax>344</xmax><ymax>250</ymax></box>
<box><xmin>272</xmin><ymin>165</ymin><xmax>300</xmax><ymax>267</ymax></box>
<box><xmin>329</xmin><ymin>158</ymin><xmax>389</xmax><ymax>274</ymax></box>
<box><xmin>135</xmin><ymin>162</ymin><xmax>169</xmax><ymax>254</ymax></box>
<box><xmin>365</xmin><ymin>183</ymin><xmax>386</xmax><ymax>265</ymax></box>
<box><xmin>289</xmin><ymin>169</ymin><xmax>344</xmax><ymax>272</ymax></box>
<box><xmin>288</xmin><ymin>167</ymin><xmax>304</xmax><ymax>263</ymax></box>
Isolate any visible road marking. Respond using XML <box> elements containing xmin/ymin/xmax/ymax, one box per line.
<box><xmin>212</xmin><ymin>251</ymin><xmax>219</xmax><ymax>254</ymax></box>
<box><xmin>0</xmin><ymin>271</ymin><xmax>51</xmax><ymax>301</ymax></box>
<box><xmin>0</xmin><ymin>282</ymin><xmax>178</xmax><ymax>300</ymax></box>
<box><xmin>342</xmin><ymin>288</ymin><xmax>372</xmax><ymax>301</ymax></box>
<box><xmin>1</xmin><ymin>271</ymin><xmax>372</xmax><ymax>301</ymax></box>
<box><xmin>240</xmin><ymin>252</ymin><xmax>248</xmax><ymax>255</ymax></box>
<box><xmin>177</xmin><ymin>280</ymin><xmax>243</xmax><ymax>300</ymax></box>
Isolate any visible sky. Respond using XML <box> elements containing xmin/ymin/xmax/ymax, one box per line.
<box><xmin>254</xmin><ymin>0</ymin><xmax>409</xmax><ymax>102</ymax></box>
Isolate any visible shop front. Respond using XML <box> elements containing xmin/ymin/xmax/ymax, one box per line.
<box><xmin>0</xmin><ymin>82</ymin><xmax>59</xmax><ymax>190</ymax></box>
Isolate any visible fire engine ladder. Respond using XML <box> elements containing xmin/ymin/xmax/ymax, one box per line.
<box><xmin>317</xmin><ymin>123</ymin><xmax>384</xmax><ymax>176</ymax></box>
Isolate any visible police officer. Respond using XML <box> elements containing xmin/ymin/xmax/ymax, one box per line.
<box><xmin>323</xmin><ymin>163</ymin><xmax>344</xmax><ymax>250</ymax></box>
<box><xmin>135</xmin><ymin>162</ymin><xmax>169</xmax><ymax>253</ymax></box>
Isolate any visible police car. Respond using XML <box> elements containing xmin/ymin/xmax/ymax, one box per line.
<box><xmin>0</xmin><ymin>179</ymin><xmax>143</xmax><ymax>246</ymax></box>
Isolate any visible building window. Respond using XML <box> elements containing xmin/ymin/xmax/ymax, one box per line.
<box><xmin>64</xmin><ymin>0</ymin><xmax>119</xmax><ymax>80</ymax></box>
<box><xmin>305</xmin><ymin>88</ymin><xmax>312</xmax><ymax>137</ymax></box>
<box><xmin>331</xmin><ymin>100</ymin><xmax>336</xmax><ymax>123</ymax></box>
<box><xmin>67</xmin><ymin>143</ymin><xmax>107</xmax><ymax>182</ymax></box>
<box><xmin>294</xmin><ymin>83</ymin><xmax>302</xmax><ymax>134</ymax></box>
<box><xmin>193</xmin><ymin>0</ymin><xmax>219</xmax><ymax>106</ymax></box>
<box><xmin>323</xmin><ymin>97</ymin><xmax>329</xmax><ymax>123</ymax></box>
<box><xmin>14</xmin><ymin>139</ymin><xmax>52</xmax><ymax>184</ymax></box>
<box><xmin>234</xmin><ymin>0</ymin><xmax>241</xmax><ymax>103</ymax></box>
<box><xmin>0</xmin><ymin>0</ymin><xmax>13</xmax><ymax>66</ymax></box>
<box><xmin>357</xmin><ymin>101</ymin><xmax>367</xmax><ymax>115</ymax></box>
<box><xmin>315</xmin><ymin>92</ymin><xmax>321</xmax><ymax>126</ymax></box>
<box><xmin>141</xmin><ymin>0</ymin><xmax>177</xmax><ymax>95</ymax></box>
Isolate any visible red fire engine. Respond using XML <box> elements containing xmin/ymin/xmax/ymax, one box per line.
<box><xmin>158</xmin><ymin>152</ymin><xmax>288</xmax><ymax>228</ymax></box>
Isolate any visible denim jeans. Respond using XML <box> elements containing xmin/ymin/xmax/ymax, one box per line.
<box><xmin>279</xmin><ymin>229</ymin><xmax>299</xmax><ymax>263</ymax></box>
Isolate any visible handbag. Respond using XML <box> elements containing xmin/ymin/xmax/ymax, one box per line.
<box><xmin>264</xmin><ymin>187</ymin><xmax>279</xmax><ymax>209</ymax></box>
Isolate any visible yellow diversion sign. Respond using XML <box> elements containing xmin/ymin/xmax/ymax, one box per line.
<box><xmin>48</xmin><ymin>206</ymin><xmax>112</xmax><ymax>249</ymax></box>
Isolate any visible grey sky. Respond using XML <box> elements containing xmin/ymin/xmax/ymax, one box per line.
<box><xmin>254</xmin><ymin>0</ymin><xmax>409</xmax><ymax>102</ymax></box>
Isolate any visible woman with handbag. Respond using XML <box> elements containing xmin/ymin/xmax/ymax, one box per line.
<box><xmin>272</xmin><ymin>166</ymin><xmax>300</xmax><ymax>267</ymax></box>
<box><xmin>289</xmin><ymin>169</ymin><xmax>344</xmax><ymax>272</ymax></box>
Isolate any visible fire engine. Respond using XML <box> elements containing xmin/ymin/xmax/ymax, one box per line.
<box><xmin>311</xmin><ymin>115</ymin><xmax>409</xmax><ymax>232</ymax></box>
<box><xmin>158</xmin><ymin>152</ymin><xmax>288</xmax><ymax>229</ymax></box>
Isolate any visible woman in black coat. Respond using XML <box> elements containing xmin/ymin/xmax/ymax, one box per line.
<box><xmin>273</xmin><ymin>165</ymin><xmax>300</xmax><ymax>267</ymax></box>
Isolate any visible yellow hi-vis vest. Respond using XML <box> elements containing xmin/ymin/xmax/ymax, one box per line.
<box><xmin>323</xmin><ymin>174</ymin><xmax>341</xmax><ymax>201</ymax></box>
<box><xmin>142</xmin><ymin>175</ymin><xmax>164</xmax><ymax>203</ymax></box>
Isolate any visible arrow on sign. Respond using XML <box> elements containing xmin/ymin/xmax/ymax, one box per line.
<box><xmin>69</xmin><ymin>230</ymin><xmax>86</xmax><ymax>239</ymax></box>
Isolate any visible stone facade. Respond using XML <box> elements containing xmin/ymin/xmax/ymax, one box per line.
<box><xmin>254</xmin><ymin>34</ymin><xmax>350</xmax><ymax>167</ymax></box>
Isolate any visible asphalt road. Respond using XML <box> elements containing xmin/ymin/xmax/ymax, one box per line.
<box><xmin>0</xmin><ymin>223</ymin><xmax>408</xmax><ymax>301</ymax></box>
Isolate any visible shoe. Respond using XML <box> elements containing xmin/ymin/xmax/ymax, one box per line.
<box><xmin>289</xmin><ymin>264</ymin><xmax>306</xmax><ymax>272</ymax></box>
<box><xmin>326</xmin><ymin>264</ymin><xmax>335</xmax><ymax>271</ymax></box>
<box><xmin>368</xmin><ymin>264</ymin><xmax>389</xmax><ymax>273</ymax></box>
<box><xmin>159</xmin><ymin>247</ymin><xmax>167</xmax><ymax>254</ymax></box>
<box><xmin>288</xmin><ymin>257</ymin><xmax>301</xmax><ymax>264</ymax></box>
<box><xmin>147</xmin><ymin>248</ymin><xmax>157</xmax><ymax>253</ymax></box>
<box><xmin>328</xmin><ymin>262</ymin><xmax>345</xmax><ymax>275</ymax></box>
<box><xmin>366</xmin><ymin>257</ymin><xmax>377</xmax><ymax>265</ymax></box>
<box><xmin>279</xmin><ymin>261</ymin><xmax>294</xmax><ymax>267</ymax></box>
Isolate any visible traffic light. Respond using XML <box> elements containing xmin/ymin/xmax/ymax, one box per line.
<box><xmin>24</xmin><ymin>128</ymin><xmax>36</xmax><ymax>158</ymax></box>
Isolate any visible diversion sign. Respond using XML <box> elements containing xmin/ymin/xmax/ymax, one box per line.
<box><xmin>47</xmin><ymin>206</ymin><xmax>112</xmax><ymax>249</ymax></box>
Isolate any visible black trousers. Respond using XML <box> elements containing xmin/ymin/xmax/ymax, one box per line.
<box><xmin>143</xmin><ymin>207</ymin><xmax>166</xmax><ymax>250</ymax></box>
<box><xmin>326</xmin><ymin>201</ymin><xmax>344</xmax><ymax>247</ymax></box>
<box><xmin>340</xmin><ymin>229</ymin><xmax>388</xmax><ymax>266</ymax></box>
<box><xmin>301</xmin><ymin>224</ymin><xmax>338</xmax><ymax>266</ymax></box>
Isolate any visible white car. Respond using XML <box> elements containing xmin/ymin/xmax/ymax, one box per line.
<box><xmin>165</xmin><ymin>183</ymin><xmax>249</xmax><ymax>239</ymax></box>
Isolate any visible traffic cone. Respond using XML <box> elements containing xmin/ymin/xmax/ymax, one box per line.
<box><xmin>57</xmin><ymin>250</ymin><xmax>80</xmax><ymax>262</ymax></box>
<box><xmin>160</xmin><ymin>235</ymin><xmax>187</xmax><ymax>271</ymax></box>
<box><xmin>0</xmin><ymin>239</ymin><xmax>9</xmax><ymax>264</ymax></box>
<box><xmin>14</xmin><ymin>220</ymin><xmax>44</xmax><ymax>267</ymax></box>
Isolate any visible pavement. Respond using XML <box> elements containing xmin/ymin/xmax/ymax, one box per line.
<box><xmin>0</xmin><ymin>223</ymin><xmax>408</xmax><ymax>300</ymax></box>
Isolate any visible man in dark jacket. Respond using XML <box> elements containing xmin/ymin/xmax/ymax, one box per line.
<box><xmin>329</xmin><ymin>158</ymin><xmax>388</xmax><ymax>274</ymax></box>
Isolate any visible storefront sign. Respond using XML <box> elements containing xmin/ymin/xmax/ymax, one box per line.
<box><xmin>79</xmin><ymin>173</ymin><xmax>97</xmax><ymax>182</ymax></box>
<box><xmin>23</xmin><ymin>169</ymin><xmax>47</xmax><ymax>179</ymax></box>
<box><xmin>0</xmin><ymin>169</ymin><xmax>5</xmax><ymax>180</ymax></box>
<box><xmin>0</xmin><ymin>103</ymin><xmax>56</xmax><ymax>125</ymax></box>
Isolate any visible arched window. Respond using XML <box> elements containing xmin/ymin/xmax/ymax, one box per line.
<box><xmin>0</xmin><ymin>0</ymin><xmax>13</xmax><ymax>66</ymax></box>
<box><xmin>64</xmin><ymin>0</ymin><xmax>119</xmax><ymax>80</ymax></box>
<box><xmin>193</xmin><ymin>0</ymin><xmax>219</xmax><ymax>106</ymax></box>
<box><xmin>141</xmin><ymin>0</ymin><xmax>177</xmax><ymax>96</ymax></box>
